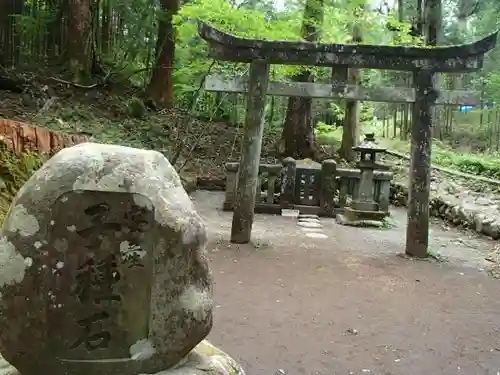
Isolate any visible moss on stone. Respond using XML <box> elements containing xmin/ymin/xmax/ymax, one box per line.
<box><xmin>0</xmin><ymin>143</ymin><xmax>45</xmax><ymax>223</ymax></box>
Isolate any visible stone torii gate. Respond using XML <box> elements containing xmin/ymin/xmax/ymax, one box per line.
<box><xmin>198</xmin><ymin>22</ymin><xmax>498</xmax><ymax>257</ymax></box>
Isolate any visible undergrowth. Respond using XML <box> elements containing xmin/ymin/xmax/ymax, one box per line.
<box><xmin>0</xmin><ymin>143</ymin><xmax>45</xmax><ymax>221</ymax></box>
<box><xmin>0</xmin><ymin>77</ymin><xmax>283</xmax><ymax>202</ymax></box>
<box><xmin>316</xmin><ymin>121</ymin><xmax>500</xmax><ymax>180</ymax></box>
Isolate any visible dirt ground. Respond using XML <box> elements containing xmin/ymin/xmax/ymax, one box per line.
<box><xmin>191</xmin><ymin>191</ymin><xmax>500</xmax><ymax>375</ymax></box>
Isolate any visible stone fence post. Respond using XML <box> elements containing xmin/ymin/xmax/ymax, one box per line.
<box><xmin>280</xmin><ymin>157</ymin><xmax>296</xmax><ymax>209</ymax></box>
<box><xmin>320</xmin><ymin>159</ymin><xmax>337</xmax><ymax>217</ymax></box>
<box><xmin>223</xmin><ymin>162</ymin><xmax>239</xmax><ymax>210</ymax></box>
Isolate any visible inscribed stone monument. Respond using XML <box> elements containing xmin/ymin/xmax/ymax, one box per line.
<box><xmin>0</xmin><ymin>143</ymin><xmax>213</xmax><ymax>375</ymax></box>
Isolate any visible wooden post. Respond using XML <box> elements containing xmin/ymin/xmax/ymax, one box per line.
<box><xmin>230</xmin><ymin>60</ymin><xmax>270</xmax><ymax>244</ymax></box>
<box><xmin>406</xmin><ymin>68</ymin><xmax>437</xmax><ymax>257</ymax></box>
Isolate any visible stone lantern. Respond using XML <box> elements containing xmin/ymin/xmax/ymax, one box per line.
<box><xmin>337</xmin><ymin>133</ymin><xmax>388</xmax><ymax>227</ymax></box>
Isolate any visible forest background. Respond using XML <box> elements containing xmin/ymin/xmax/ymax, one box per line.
<box><xmin>0</xmin><ymin>0</ymin><xmax>499</xmax><ymax>185</ymax></box>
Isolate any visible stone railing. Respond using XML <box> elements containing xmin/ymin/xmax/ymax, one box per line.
<box><xmin>223</xmin><ymin>158</ymin><xmax>393</xmax><ymax>217</ymax></box>
<box><xmin>224</xmin><ymin>162</ymin><xmax>282</xmax><ymax>214</ymax></box>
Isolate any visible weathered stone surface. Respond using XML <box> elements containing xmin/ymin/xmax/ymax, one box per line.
<box><xmin>180</xmin><ymin>174</ymin><xmax>198</xmax><ymax>194</ymax></box>
<box><xmin>390</xmin><ymin>180</ymin><xmax>500</xmax><ymax>240</ymax></box>
<box><xmin>0</xmin><ymin>340</ymin><xmax>243</xmax><ymax>375</ymax></box>
<box><xmin>150</xmin><ymin>340</ymin><xmax>245</xmax><ymax>375</ymax></box>
<box><xmin>0</xmin><ymin>143</ymin><xmax>213</xmax><ymax>375</ymax></box>
<box><xmin>336</xmin><ymin>214</ymin><xmax>384</xmax><ymax>228</ymax></box>
<box><xmin>198</xmin><ymin>21</ymin><xmax>498</xmax><ymax>72</ymax></box>
<box><xmin>0</xmin><ymin>353</ymin><xmax>18</xmax><ymax>375</ymax></box>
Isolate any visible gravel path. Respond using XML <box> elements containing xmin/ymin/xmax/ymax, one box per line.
<box><xmin>193</xmin><ymin>191</ymin><xmax>500</xmax><ymax>375</ymax></box>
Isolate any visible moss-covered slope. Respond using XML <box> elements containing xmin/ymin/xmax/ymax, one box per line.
<box><xmin>0</xmin><ymin>144</ymin><xmax>44</xmax><ymax>222</ymax></box>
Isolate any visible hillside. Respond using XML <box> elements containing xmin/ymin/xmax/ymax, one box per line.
<box><xmin>0</xmin><ymin>73</ymin><xmax>282</xmax><ymax>182</ymax></box>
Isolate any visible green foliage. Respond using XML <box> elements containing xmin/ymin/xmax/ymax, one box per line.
<box><xmin>318</xmin><ymin>115</ymin><xmax>500</xmax><ymax>181</ymax></box>
<box><xmin>316</xmin><ymin>122</ymin><xmax>335</xmax><ymax>134</ymax></box>
<box><xmin>484</xmin><ymin>73</ymin><xmax>500</xmax><ymax>104</ymax></box>
<box><xmin>360</xmin><ymin>104</ymin><xmax>374</xmax><ymax>122</ymax></box>
<box><xmin>385</xmin><ymin>11</ymin><xmax>424</xmax><ymax>46</ymax></box>
<box><xmin>315</xmin><ymin>121</ymin><xmax>343</xmax><ymax>146</ymax></box>
<box><xmin>172</xmin><ymin>0</ymin><xmax>421</xmax><ymax>108</ymax></box>
<box><xmin>6</xmin><ymin>0</ymin><xmax>500</xmax><ymax>186</ymax></box>
<box><xmin>329</xmin><ymin>102</ymin><xmax>344</xmax><ymax>117</ymax></box>
<box><xmin>128</xmin><ymin>97</ymin><xmax>146</xmax><ymax>118</ymax></box>
<box><xmin>12</xmin><ymin>10</ymin><xmax>55</xmax><ymax>41</ymax></box>
<box><xmin>6</xmin><ymin>0</ymin><xmax>426</xmax><ymax>134</ymax></box>
<box><xmin>432</xmin><ymin>149</ymin><xmax>500</xmax><ymax>179</ymax></box>
<box><xmin>0</xmin><ymin>144</ymin><xmax>45</xmax><ymax>222</ymax></box>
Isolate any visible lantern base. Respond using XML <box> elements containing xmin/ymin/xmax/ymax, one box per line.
<box><xmin>336</xmin><ymin>206</ymin><xmax>387</xmax><ymax>228</ymax></box>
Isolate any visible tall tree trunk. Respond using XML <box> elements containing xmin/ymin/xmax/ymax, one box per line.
<box><xmin>416</xmin><ymin>0</ymin><xmax>423</xmax><ymax>36</ymax></box>
<box><xmin>338</xmin><ymin>7</ymin><xmax>363</xmax><ymax>161</ymax></box>
<box><xmin>101</xmin><ymin>0</ymin><xmax>111</xmax><ymax>54</ymax></box>
<box><xmin>92</xmin><ymin>0</ymin><xmax>100</xmax><ymax>53</ymax></box>
<box><xmin>67</xmin><ymin>0</ymin><xmax>92</xmax><ymax>83</ymax></box>
<box><xmin>424</xmin><ymin>0</ymin><xmax>441</xmax><ymax>46</ymax></box>
<box><xmin>46</xmin><ymin>0</ymin><xmax>63</xmax><ymax>60</ymax></box>
<box><xmin>396</xmin><ymin>0</ymin><xmax>411</xmax><ymax>141</ymax></box>
<box><xmin>13</xmin><ymin>0</ymin><xmax>25</xmax><ymax>65</ymax></box>
<box><xmin>280</xmin><ymin>0</ymin><xmax>324</xmax><ymax>159</ymax></box>
<box><xmin>146</xmin><ymin>0</ymin><xmax>179</xmax><ymax>109</ymax></box>
<box><xmin>0</xmin><ymin>0</ymin><xmax>22</xmax><ymax>67</ymax></box>
<box><xmin>456</xmin><ymin>0</ymin><xmax>468</xmax><ymax>89</ymax></box>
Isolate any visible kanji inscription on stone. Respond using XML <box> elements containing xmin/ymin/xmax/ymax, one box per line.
<box><xmin>47</xmin><ymin>190</ymin><xmax>154</xmax><ymax>361</ymax></box>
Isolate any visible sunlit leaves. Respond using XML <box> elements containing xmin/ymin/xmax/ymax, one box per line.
<box><xmin>172</xmin><ymin>0</ymin><xmax>420</xmax><ymax>90</ymax></box>
<box><xmin>173</xmin><ymin>0</ymin><xmax>304</xmax><ymax>84</ymax></box>
<box><xmin>175</xmin><ymin>0</ymin><xmax>301</xmax><ymax>40</ymax></box>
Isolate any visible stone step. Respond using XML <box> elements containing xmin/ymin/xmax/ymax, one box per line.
<box><xmin>297</xmin><ymin>214</ymin><xmax>328</xmax><ymax>238</ymax></box>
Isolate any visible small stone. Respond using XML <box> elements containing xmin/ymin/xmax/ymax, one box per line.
<box><xmin>474</xmin><ymin>213</ymin><xmax>486</xmax><ymax>233</ymax></box>
<box><xmin>445</xmin><ymin>182</ymin><xmax>459</xmax><ymax>194</ymax></box>
<box><xmin>305</xmin><ymin>232</ymin><xmax>328</xmax><ymax>239</ymax></box>
<box><xmin>298</xmin><ymin>221</ymin><xmax>322</xmax><ymax>228</ymax></box>
<box><xmin>298</xmin><ymin>218</ymin><xmax>321</xmax><ymax>224</ymax></box>
<box><xmin>281</xmin><ymin>209</ymin><xmax>299</xmax><ymax>217</ymax></box>
<box><xmin>174</xmin><ymin>340</ymin><xmax>245</xmax><ymax>375</ymax></box>
<box><xmin>345</xmin><ymin>328</ymin><xmax>358</xmax><ymax>335</ymax></box>
<box><xmin>476</xmin><ymin>197</ymin><xmax>492</xmax><ymax>206</ymax></box>
<box><xmin>298</xmin><ymin>214</ymin><xmax>319</xmax><ymax>219</ymax></box>
<box><xmin>301</xmin><ymin>227</ymin><xmax>323</xmax><ymax>232</ymax></box>
<box><xmin>489</xmin><ymin>221</ymin><xmax>500</xmax><ymax>239</ymax></box>
<box><xmin>297</xmin><ymin>218</ymin><xmax>321</xmax><ymax>223</ymax></box>
<box><xmin>483</xmin><ymin>217</ymin><xmax>495</xmax><ymax>225</ymax></box>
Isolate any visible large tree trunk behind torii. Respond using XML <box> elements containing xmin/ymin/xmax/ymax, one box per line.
<box><xmin>146</xmin><ymin>0</ymin><xmax>179</xmax><ymax>109</ymax></box>
<box><xmin>67</xmin><ymin>0</ymin><xmax>92</xmax><ymax>83</ymax></box>
<box><xmin>338</xmin><ymin>11</ymin><xmax>363</xmax><ymax>161</ymax></box>
<box><xmin>280</xmin><ymin>0</ymin><xmax>324</xmax><ymax>159</ymax></box>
